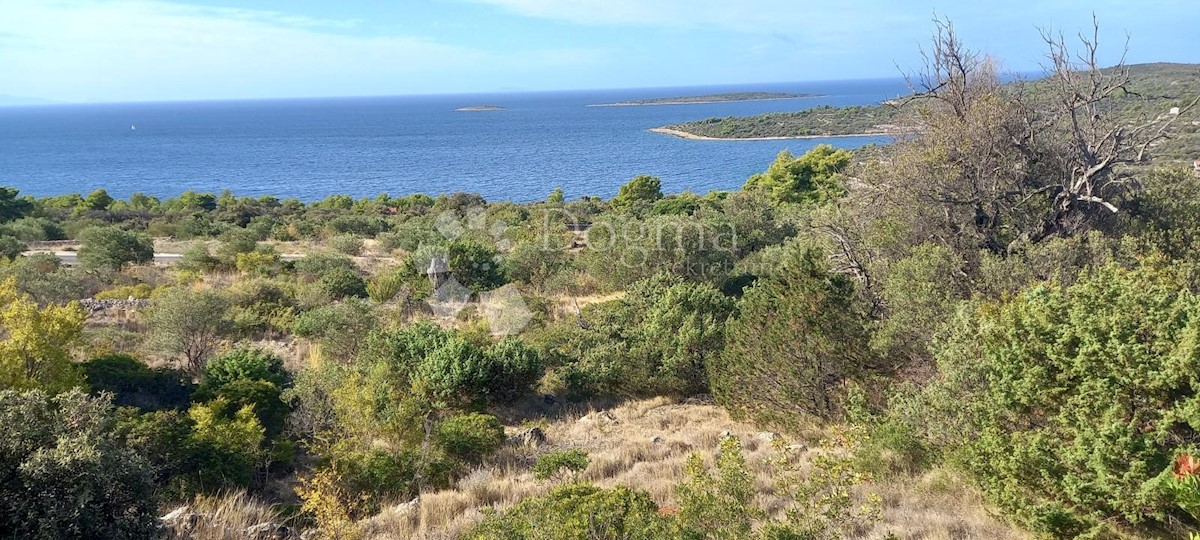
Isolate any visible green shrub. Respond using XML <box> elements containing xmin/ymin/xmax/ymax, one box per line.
<box><xmin>712</xmin><ymin>246</ymin><xmax>873</xmax><ymax>427</ymax></box>
<box><xmin>366</xmin><ymin>270</ymin><xmax>406</xmax><ymax>303</ymax></box>
<box><xmin>435</xmin><ymin>413</ymin><xmax>505</xmax><ymax>462</ymax></box>
<box><xmin>930</xmin><ymin>262</ymin><xmax>1200</xmax><ymax>535</ymax></box>
<box><xmin>612</xmin><ymin>174</ymin><xmax>664</xmax><ymax>211</ymax></box>
<box><xmin>324</xmin><ymin>447</ymin><xmax>452</xmax><ymax>515</ymax></box>
<box><xmin>328</xmin><ymin>234</ymin><xmax>365</xmax><ymax>256</ymax></box>
<box><xmin>327</xmin><ymin>215</ymin><xmax>388</xmax><ymax>237</ymax></box>
<box><xmin>82</xmin><ymin>354</ymin><xmax>193</xmax><ymax>411</ymax></box>
<box><xmin>0</xmin><ymin>389</ymin><xmax>159</xmax><ymax>539</ymax></box>
<box><xmin>185</xmin><ymin>398</ymin><xmax>265</xmax><ymax>492</ymax></box>
<box><xmin>376</xmin><ymin>217</ymin><xmax>442</xmax><ymax>253</ymax></box>
<box><xmin>205</xmin><ymin>379</ymin><xmax>289</xmax><ymax>439</ymax></box>
<box><xmin>464</xmin><ymin>483</ymin><xmax>671</xmax><ymax>540</ymax></box>
<box><xmin>743</xmin><ymin>145</ymin><xmax>850</xmax><ymax>205</ymax></box>
<box><xmin>144</xmin><ymin>287</ymin><xmax>233</xmax><ymax>375</ymax></box>
<box><xmin>319</xmin><ymin>266</ymin><xmax>368</xmax><ymax>299</ymax></box>
<box><xmin>676</xmin><ymin>436</ymin><xmax>759</xmax><ymax>539</ymax></box>
<box><xmin>294</xmin><ymin>251</ymin><xmax>355</xmax><ymax>280</ymax></box>
<box><xmin>236</xmin><ymin>246</ymin><xmax>284</xmax><ymax>276</ymax></box>
<box><xmin>4</xmin><ymin>216</ymin><xmax>65</xmax><ymax>241</ymax></box>
<box><xmin>447</xmin><ymin>239</ymin><xmax>505</xmax><ymax>292</ymax></box>
<box><xmin>94</xmin><ymin>282</ymin><xmax>155</xmax><ymax>300</ymax></box>
<box><xmin>77</xmin><ymin>225</ymin><xmax>154</xmax><ymax>271</ymax></box>
<box><xmin>0</xmin><ymin>187</ymin><xmax>32</xmax><ymax>223</ymax></box>
<box><xmin>215</xmin><ymin>227</ymin><xmax>259</xmax><ymax>264</ymax></box>
<box><xmin>0</xmin><ymin>253</ymin><xmax>87</xmax><ymax>305</ymax></box>
<box><xmin>0</xmin><ymin>234</ymin><xmax>26</xmax><ymax>260</ymax></box>
<box><xmin>532</xmin><ymin>449</ymin><xmax>589</xmax><ymax>482</ymax></box>
<box><xmin>179</xmin><ymin>242</ymin><xmax>222</xmax><ymax>273</ymax></box>
<box><xmin>292</xmin><ymin>299</ymin><xmax>377</xmax><ymax>363</ymax></box>
<box><xmin>501</xmin><ymin>239</ymin><xmax>572</xmax><ymax>290</ymax></box>
<box><xmin>201</xmin><ymin>348</ymin><xmax>288</xmax><ymax>390</ymax></box>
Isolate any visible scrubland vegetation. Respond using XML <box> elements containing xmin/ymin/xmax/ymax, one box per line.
<box><xmin>2</xmin><ymin>20</ymin><xmax>1200</xmax><ymax>540</ymax></box>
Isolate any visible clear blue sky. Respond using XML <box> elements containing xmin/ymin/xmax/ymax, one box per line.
<box><xmin>2</xmin><ymin>0</ymin><xmax>1196</xmax><ymax>103</ymax></box>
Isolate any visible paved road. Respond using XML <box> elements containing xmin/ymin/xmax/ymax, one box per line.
<box><xmin>24</xmin><ymin>251</ymin><xmax>304</xmax><ymax>266</ymax></box>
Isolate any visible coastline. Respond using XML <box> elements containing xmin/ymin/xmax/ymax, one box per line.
<box><xmin>588</xmin><ymin>95</ymin><xmax>821</xmax><ymax>107</ymax></box>
<box><xmin>648</xmin><ymin>127</ymin><xmax>895</xmax><ymax>141</ymax></box>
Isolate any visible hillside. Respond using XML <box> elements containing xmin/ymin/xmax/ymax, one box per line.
<box><xmin>659</xmin><ymin>63</ymin><xmax>1199</xmax><ymax>163</ymax></box>
<box><xmin>357</xmin><ymin>397</ymin><xmax>1025</xmax><ymax>539</ymax></box>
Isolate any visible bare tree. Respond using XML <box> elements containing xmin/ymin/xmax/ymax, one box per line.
<box><xmin>1026</xmin><ymin>15</ymin><xmax>1200</xmax><ymax>241</ymax></box>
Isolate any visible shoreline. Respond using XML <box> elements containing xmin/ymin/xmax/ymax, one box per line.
<box><xmin>648</xmin><ymin>127</ymin><xmax>896</xmax><ymax>141</ymax></box>
<box><xmin>588</xmin><ymin>95</ymin><xmax>822</xmax><ymax>107</ymax></box>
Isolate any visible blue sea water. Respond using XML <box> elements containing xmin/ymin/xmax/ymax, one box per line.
<box><xmin>0</xmin><ymin>78</ymin><xmax>908</xmax><ymax>202</ymax></box>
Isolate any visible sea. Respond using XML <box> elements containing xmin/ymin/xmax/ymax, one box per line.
<box><xmin>0</xmin><ymin>78</ymin><xmax>908</xmax><ymax>202</ymax></box>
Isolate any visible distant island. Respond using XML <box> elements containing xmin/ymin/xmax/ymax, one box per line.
<box><xmin>589</xmin><ymin>92</ymin><xmax>820</xmax><ymax>107</ymax></box>
<box><xmin>651</xmin><ymin>104</ymin><xmax>902</xmax><ymax>141</ymax></box>
<box><xmin>454</xmin><ymin>105</ymin><xmax>505</xmax><ymax>112</ymax></box>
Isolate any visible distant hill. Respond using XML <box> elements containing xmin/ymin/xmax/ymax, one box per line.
<box><xmin>657</xmin><ymin>63</ymin><xmax>1199</xmax><ymax>163</ymax></box>
<box><xmin>0</xmin><ymin>94</ymin><xmax>56</xmax><ymax>107</ymax></box>
<box><xmin>590</xmin><ymin>91</ymin><xmax>820</xmax><ymax>107</ymax></box>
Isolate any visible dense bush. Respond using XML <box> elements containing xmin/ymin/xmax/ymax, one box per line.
<box><xmin>0</xmin><ymin>253</ymin><xmax>89</xmax><ymax>305</ymax></box>
<box><xmin>0</xmin><ymin>277</ymin><xmax>86</xmax><ymax>393</ymax></box>
<box><xmin>201</xmin><ymin>348</ymin><xmax>289</xmax><ymax>390</ymax></box>
<box><xmin>319</xmin><ymin>266</ymin><xmax>369</xmax><ymax>299</ymax></box>
<box><xmin>464</xmin><ymin>483</ymin><xmax>671</xmax><ymax>540</ymax></box>
<box><xmin>713</xmin><ymin>246</ymin><xmax>873</xmax><ymax>426</ymax></box>
<box><xmin>531</xmin><ymin>449</ymin><xmax>590</xmax><ymax>482</ymax></box>
<box><xmin>328</xmin><ymin>234</ymin><xmax>365</xmax><ymax>256</ymax></box>
<box><xmin>77</xmin><ymin>225</ymin><xmax>154</xmax><ymax>271</ymax></box>
<box><xmin>82</xmin><ymin>354</ymin><xmax>193</xmax><ymax>410</ymax></box>
<box><xmin>447</xmin><ymin>239</ymin><xmax>505</xmax><ymax>292</ymax></box>
<box><xmin>0</xmin><ymin>390</ymin><xmax>159</xmax><ymax>539</ymax></box>
<box><xmin>0</xmin><ymin>234</ymin><xmax>25</xmax><ymax>260</ymax></box>
<box><xmin>743</xmin><ymin>145</ymin><xmax>850</xmax><ymax>205</ymax></box>
<box><xmin>612</xmin><ymin>174</ymin><xmax>664</xmax><ymax>211</ymax></box>
<box><xmin>926</xmin><ymin>262</ymin><xmax>1200</xmax><ymax>536</ymax></box>
<box><xmin>434</xmin><ymin>412</ymin><xmax>506</xmax><ymax>462</ymax></box>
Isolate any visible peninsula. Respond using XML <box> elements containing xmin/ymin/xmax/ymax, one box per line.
<box><xmin>654</xmin><ymin>63</ymin><xmax>1199</xmax><ymax>148</ymax></box>
<box><xmin>589</xmin><ymin>91</ymin><xmax>819</xmax><ymax>107</ymax></box>
<box><xmin>454</xmin><ymin>105</ymin><xmax>505</xmax><ymax>112</ymax></box>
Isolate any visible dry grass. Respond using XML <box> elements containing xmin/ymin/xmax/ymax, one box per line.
<box><xmin>163</xmin><ymin>490</ymin><xmax>287</xmax><ymax>540</ymax></box>
<box><xmin>357</xmin><ymin>397</ymin><xmax>1025</xmax><ymax>540</ymax></box>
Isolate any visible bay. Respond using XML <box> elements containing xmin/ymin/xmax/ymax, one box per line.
<box><xmin>0</xmin><ymin>78</ymin><xmax>908</xmax><ymax>202</ymax></box>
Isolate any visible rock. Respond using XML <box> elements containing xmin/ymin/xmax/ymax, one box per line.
<box><xmin>786</xmin><ymin>444</ymin><xmax>809</xmax><ymax>453</ymax></box>
<box><xmin>579</xmin><ymin>411</ymin><xmax>618</xmax><ymax>425</ymax></box>
<box><xmin>159</xmin><ymin>506</ymin><xmax>202</xmax><ymax>538</ymax></box>
<box><xmin>756</xmin><ymin>431</ymin><xmax>780</xmax><ymax>443</ymax></box>
<box><xmin>393</xmin><ymin>496</ymin><xmax>421</xmax><ymax>516</ymax></box>
<box><xmin>244</xmin><ymin>522</ymin><xmax>293</xmax><ymax>539</ymax></box>
<box><xmin>683</xmin><ymin>394</ymin><xmax>714</xmax><ymax>405</ymax></box>
<box><xmin>510</xmin><ymin>427</ymin><xmax>546</xmax><ymax>448</ymax></box>
<box><xmin>718</xmin><ymin>430</ymin><xmax>733</xmax><ymax>439</ymax></box>
<box><xmin>649</xmin><ymin>435</ymin><xmax>664</xmax><ymax>444</ymax></box>
<box><xmin>78</xmin><ymin>298</ymin><xmax>151</xmax><ymax>316</ymax></box>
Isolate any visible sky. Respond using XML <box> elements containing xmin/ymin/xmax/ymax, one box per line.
<box><xmin>0</xmin><ymin>0</ymin><xmax>1196</xmax><ymax>104</ymax></box>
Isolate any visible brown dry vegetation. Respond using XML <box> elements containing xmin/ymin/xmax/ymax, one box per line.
<box><xmin>355</xmin><ymin>397</ymin><xmax>1026</xmax><ymax>540</ymax></box>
